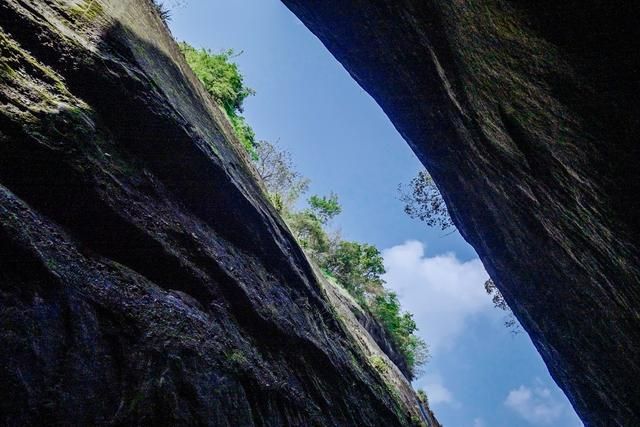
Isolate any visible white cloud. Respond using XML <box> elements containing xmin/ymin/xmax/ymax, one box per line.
<box><xmin>504</xmin><ymin>385</ymin><xmax>564</xmax><ymax>425</ymax></box>
<box><xmin>473</xmin><ymin>418</ymin><xmax>486</xmax><ymax>427</ymax></box>
<box><xmin>425</xmin><ymin>378</ymin><xmax>453</xmax><ymax>404</ymax></box>
<box><xmin>421</xmin><ymin>374</ymin><xmax>459</xmax><ymax>407</ymax></box>
<box><xmin>382</xmin><ymin>240</ymin><xmax>492</xmax><ymax>352</ymax></box>
<box><xmin>426</xmin><ymin>382</ymin><xmax>453</xmax><ymax>404</ymax></box>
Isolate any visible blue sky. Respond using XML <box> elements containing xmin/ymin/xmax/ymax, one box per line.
<box><xmin>166</xmin><ymin>1</ymin><xmax>583</xmax><ymax>425</ymax></box>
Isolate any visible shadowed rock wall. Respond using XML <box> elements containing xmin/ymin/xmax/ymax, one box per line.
<box><xmin>280</xmin><ymin>1</ymin><xmax>640</xmax><ymax>425</ymax></box>
<box><xmin>0</xmin><ymin>1</ymin><xmax>434</xmax><ymax>425</ymax></box>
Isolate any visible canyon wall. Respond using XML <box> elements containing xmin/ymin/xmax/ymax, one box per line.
<box><xmin>280</xmin><ymin>1</ymin><xmax>640</xmax><ymax>425</ymax></box>
<box><xmin>0</xmin><ymin>1</ymin><xmax>434</xmax><ymax>425</ymax></box>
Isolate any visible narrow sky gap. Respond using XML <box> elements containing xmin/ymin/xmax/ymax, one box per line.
<box><xmin>168</xmin><ymin>1</ymin><xmax>582</xmax><ymax>425</ymax></box>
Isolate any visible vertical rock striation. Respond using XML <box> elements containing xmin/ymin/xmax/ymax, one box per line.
<box><xmin>280</xmin><ymin>1</ymin><xmax>640</xmax><ymax>425</ymax></box>
<box><xmin>0</xmin><ymin>0</ymin><xmax>434</xmax><ymax>425</ymax></box>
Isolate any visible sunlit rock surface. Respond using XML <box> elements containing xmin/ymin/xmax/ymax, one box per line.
<box><xmin>0</xmin><ymin>1</ymin><xmax>436</xmax><ymax>425</ymax></box>
<box><xmin>280</xmin><ymin>1</ymin><xmax>640</xmax><ymax>425</ymax></box>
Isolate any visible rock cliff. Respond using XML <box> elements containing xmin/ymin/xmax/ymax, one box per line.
<box><xmin>0</xmin><ymin>1</ymin><xmax>435</xmax><ymax>425</ymax></box>
<box><xmin>280</xmin><ymin>1</ymin><xmax>640</xmax><ymax>425</ymax></box>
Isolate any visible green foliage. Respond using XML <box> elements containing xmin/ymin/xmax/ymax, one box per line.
<box><xmin>179</xmin><ymin>43</ymin><xmax>253</xmax><ymax>114</ymax></box>
<box><xmin>417</xmin><ymin>389</ymin><xmax>428</xmax><ymax>405</ymax></box>
<box><xmin>370</xmin><ymin>292</ymin><xmax>430</xmax><ymax>375</ymax></box>
<box><xmin>286</xmin><ymin>210</ymin><xmax>330</xmax><ymax>255</ymax></box>
<box><xmin>252</xmin><ymin>138</ymin><xmax>430</xmax><ymax>377</ymax></box>
<box><xmin>370</xmin><ymin>355</ymin><xmax>388</xmax><ymax>374</ymax></box>
<box><xmin>229</xmin><ymin>115</ymin><xmax>257</xmax><ymax>159</ymax></box>
<box><xmin>179</xmin><ymin>42</ymin><xmax>257</xmax><ymax>157</ymax></box>
<box><xmin>285</xmin><ymin>194</ymin><xmax>341</xmax><ymax>255</ymax></box>
<box><xmin>322</xmin><ymin>241</ymin><xmax>385</xmax><ymax>303</ymax></box>
<box><xmin>308</xmin><ymin>193</ymin><xmax>342</xmax><ymax>224</ymax></box>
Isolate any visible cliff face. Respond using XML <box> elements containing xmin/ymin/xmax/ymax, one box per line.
<box><xmin>350</xmin><ymin>298</ymin><xmax>412</xmax><ymax>381</ymax></box>
<box><xmin>280</xmin><ymin>1</ymin><xmax>640</xmax><ymax>425</ymax></box>
<box><xmin>0</xmin><ymin>1</ymin><xmax>433</xmax><ymax>425</ymax></box>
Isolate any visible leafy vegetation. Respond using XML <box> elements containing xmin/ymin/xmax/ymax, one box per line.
<box><xmin>287</xmin><ymin>209</ymin><xmax>332</xmax><ymax>256</ymax></box>
<box><xmin>417</xmin><ymin>389</ymin><xmax>429</xmax><ymax>405</ymax></box>
<box><xmin>323</xmin><ymin>241</ymin><xmax>385</xmax><ymax>304</ymax></box>
<box><xmin>258</xmin><ymin>140</ymin><xmax>429</xmax><ymax>377</ymax></box>
<box><xmin>371</xmin><ymin>292</ymin><xmax>429</xmax><ymax>373</ymax></box>
<box><xmin>179</xmin><ymin>41</ymin><xmax>429</xmax><ymax>376</ymax></box>
<box><xmin>370</xmin><ymin>355</ymin><xmax>388</xmax><ymax>374</ymax></box>
<box><xmin>179</xmin><ymin>42</ymin><xmax>258</xmax><ymax>158</ymax></box>
<box><xmin>308</xmin><ymin>193</ymin><xmax>342</xmax><ymax>224</ymax></box>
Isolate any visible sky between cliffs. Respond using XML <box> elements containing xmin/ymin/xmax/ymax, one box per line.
<box><xmin>167</xmin><ymin>1</ymin><xmax>583</xmax><ymax>425</ymax></box>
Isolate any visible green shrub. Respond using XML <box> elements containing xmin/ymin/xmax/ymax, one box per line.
<box><xmin>322</xmin><ymin>240</ymin><xmax>385</xmax><ymax>303</ymax></box>
<box><xmin>370</xmin><ymin>355</ymin><xmax>388</xmax><ymax>374</ymax></box>
<box><xmin>286</xmin><ymin>210</ymin><xmax>330</xmax><ymax>255</ymax></box>
<box><xmin>308</xmin><ymin>193</ymin><xmax>341</xmax><ymax>224</ymax></box>
<box><xmin>180</xmin><ymin>51</ymin><xmax>434</xmax><ymax>377</ymax></box>
<box><xmin>179</xmin><ymin>42</ymin><xmax>257</xmax><ymax>158</ymax></box>
<box><xmin>252</xmin><ymin>140</ymin><xmax>429</xmax><ymax>377</ymax></box>
<box><xmin>370</xmin><ymin>292</ymin><xmax>430</xmax><ymax>376</ymax></box>
<box><xmin>417</xmin><ymin>389</ymin><xmax>428</xmax><ymax>405</ymax></box>
<box><xmin>229</xmin><ymin>115</ymin><xmax>257</xmax><ymax>159</ymax></box>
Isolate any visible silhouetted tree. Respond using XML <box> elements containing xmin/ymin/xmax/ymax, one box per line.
<box><xmin>484</xmin><ymin>279</ymin><xmax>521</xmax><ymax>333</ymax></box>
<box><xmin>398</xmin><ymin>170</ymin><xmax>454</xmax><ymax>230</ymax></box>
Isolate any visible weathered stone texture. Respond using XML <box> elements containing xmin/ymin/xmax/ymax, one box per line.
<box><xmin>0</xmin><ymin>1</ymin><xmax>431</xmax><ymax>425</ymax></box>
<box><xmin>280</xmin><ymin>1</ymin><xmax>640</xmax><ymax>425</ymax></box>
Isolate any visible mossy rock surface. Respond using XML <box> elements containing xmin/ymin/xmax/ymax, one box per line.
<box><xmin>0</xmin><ymin>1</ymin><xmax>430</xmax><ymax>426</ymax></box>
<box><xmin>281</xmin><ymin>0</ymin><xmax>640</xmax><ymax>425</ymax></box>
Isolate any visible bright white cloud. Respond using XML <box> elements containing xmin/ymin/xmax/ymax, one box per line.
<box><xmin>504</xmin><ymin>385</ymin><xmax>564</xmax><ymax>425</ymax></box>
<box><xmin>426</xmin><ymin>382</ymin><xmax>453</xmax><ymax>404</ymax></box>
<box><xmin>382</xmin><ymin>240</ymin><xmax>492</xmax><ymax>352</ymax></box>
<box><xmin>421</xmin><ymin>374</ymin><xmax>458</xmax><ymax>407</ymax></box>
